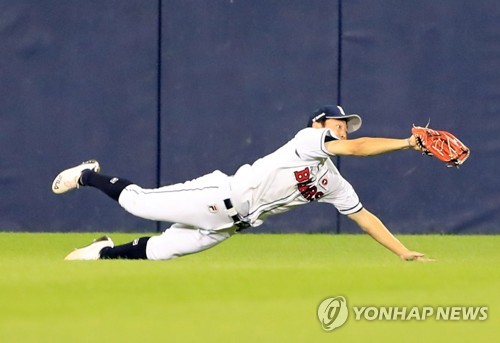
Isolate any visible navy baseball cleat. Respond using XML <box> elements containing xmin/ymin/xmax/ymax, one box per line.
<box><xmin>51</xmin><ymin>160</ymin><xmax>100</xmax><ymax>194</ymax></box>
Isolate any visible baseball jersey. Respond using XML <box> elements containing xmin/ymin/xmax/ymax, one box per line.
<box><xmin>229</xmin><ymin>128</ymin><xmax>363</xmax><ymax>226</ymax></box>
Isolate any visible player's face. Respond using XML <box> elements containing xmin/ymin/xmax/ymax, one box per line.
<box><xmin>323</xmin><ymin>119</ymin><xmax>348</xmax><ymax>140</ymax></box>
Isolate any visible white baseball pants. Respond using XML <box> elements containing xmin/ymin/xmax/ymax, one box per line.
<box><xmin>117</xmin><ymin>170</ymin><xmax>237</xmax><ymax>260</ymax></box>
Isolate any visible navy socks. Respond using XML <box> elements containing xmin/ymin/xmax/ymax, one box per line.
<box><xmin>100</xmin><ymin>237</ymin><xmax>150</xmax><ymax>259</ymax></box>
<box><xmin>79</xmin><ymin>170</ymin><xmax>149</xmax><ymax>259</ymax></box>
<box><xmin>80</xmin><ymin>170</ymin><xmax>133</xmax><ymax>201</ymax></box>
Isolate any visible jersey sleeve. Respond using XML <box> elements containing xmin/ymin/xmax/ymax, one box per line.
<box><xmin>319</xmin><ymin>175</ymin><xmax>363</xmax><ymax>215</ymax></box>
<box><xmin>294</xmin><ymin>128</ymin><xmax>337</xmax><ymax>160</ymax></box>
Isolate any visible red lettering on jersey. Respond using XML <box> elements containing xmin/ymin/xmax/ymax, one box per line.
<box><xmin>304</xmin><ymin>186</ymin><xmax>317</xmax><ymax>201</ymax></box>
<box><xmin>294</xmin><ymin>167</ymin><xmax>323</xmax><ymax>202</ymax></box>
<box><xmin>294</xmin><ymin>168</ymin><xmax>310</xmax><ymax>183</ymax></box>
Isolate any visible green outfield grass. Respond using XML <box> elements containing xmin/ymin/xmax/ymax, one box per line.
<box><xmin>0</xmin><ymin>233</ymin><xmax>498</xmax><ymax>343</ymax></box>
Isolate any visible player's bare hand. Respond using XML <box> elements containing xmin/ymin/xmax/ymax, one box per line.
<box><xmin>400</xmin><ymin>251</ymin><xmax>435</xmax><ymax>262</ymax></box>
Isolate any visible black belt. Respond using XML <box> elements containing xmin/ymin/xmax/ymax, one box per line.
<box><xmin>223</xmin><ymin>198</ymin><xmax>251</xmax><ymax>231</ymax></box>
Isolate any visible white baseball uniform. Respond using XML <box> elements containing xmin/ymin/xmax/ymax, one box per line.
<box><xmin>118</xmin><ymin>127</ymin><xmax>362</xmax><ymax>260</ymax></box>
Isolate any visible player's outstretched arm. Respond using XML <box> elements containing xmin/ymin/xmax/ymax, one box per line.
<box><xmin>325</xmin><ymin>135</ymin><xmax>419</xmax><ymax>157</ymax></box>
<box><xmin>347</xmin><ymin>208</ymin><xmax>434</xmax><ymax>262</ymax></box>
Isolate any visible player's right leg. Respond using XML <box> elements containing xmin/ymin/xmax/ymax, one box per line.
<box><xmin>64</xmin><ymin>225</ymin><xmax>233</xmax><ymax>261</ymax></box>
<box><xmin>144</xmin><ymin>224</ymin><xmax>233</xmax><ymax>260</ymax></box>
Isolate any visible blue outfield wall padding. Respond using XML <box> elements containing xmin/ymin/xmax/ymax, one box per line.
<box><xmin>1</xmin><ymin>1</ymin><xmax>499</xmax><ymax>233</ymax></box>
<box><xmin>0</xmin><ymin>1</ymin><xmax>158</xmax><ymax>232</ymax></box>
<box><xmin>160</xmin><ymin>0</ymin><xmax>341</xmax><ymax>233</ymax></box>
<box><xmin>338</xmin><ymin>0</ymin><xmax>500</xmax><ymax>234</ymax></box>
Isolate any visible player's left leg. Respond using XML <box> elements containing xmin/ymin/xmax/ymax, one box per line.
<box><xmin>52</xmin><ymin>161</ymin><xmax>235</xmax><ymax>231</ymax></box>
<box><xmin>83</xmin><ymin>169</ymin><xmax>236</xmax><ymax>230</ymax></box>
<box><xmin>51</xmin><ymin>160</ymin><xmax>132</xmax><ymax>200</ymax></box>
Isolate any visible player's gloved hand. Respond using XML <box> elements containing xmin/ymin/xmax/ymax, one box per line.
<box><xmin>411</xmin><ymin>125</ymin><xmax>470</xmax><ymax>167</ymax></box>
<box><xmin>407</xmin><ymin>135</ymin><xmax>420</xmax><ymax>150</ymax></box>
<box><xmin>400</xmin><ymin>251</ymin><xmax>435</xmax><ymax>262</ymax></box>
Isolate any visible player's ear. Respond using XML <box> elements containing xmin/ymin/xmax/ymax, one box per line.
<box><xmin>311</xmin><ymin>121</ymin><xmax>325</xmax><ymax>129</ymax></box>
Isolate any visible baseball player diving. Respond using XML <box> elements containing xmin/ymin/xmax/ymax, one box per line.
<box><xmin>53</xmin><ymin>105</ymin><xmax>435</xmax><ymax>262</ymax></box>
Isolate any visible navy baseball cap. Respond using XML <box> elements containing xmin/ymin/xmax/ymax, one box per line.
<box><xmin>308</xmin><ymin>105</ymin><xmax>362</xmax><ymax>133</ymax></box>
